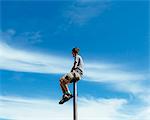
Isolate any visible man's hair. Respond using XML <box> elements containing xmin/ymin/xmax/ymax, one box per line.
<box><xmin>72</xmin><ymin>47</ymin><xmax>80</xmax><ymax>54</ymax></box>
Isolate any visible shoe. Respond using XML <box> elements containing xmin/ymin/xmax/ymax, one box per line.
<box><xmin>59</xmin><ymin>98</ymin><xmax>66</xmax><ymax>104</ymax></box>
<box><xmin>59</xmin><ymin>94</ymin><xmax>73</xmax><ymax>104</ymax></box>
<box><xmin>64</xmin><ymin>93</ymin><xmax>72</xmax><ymax>98</ymax></box>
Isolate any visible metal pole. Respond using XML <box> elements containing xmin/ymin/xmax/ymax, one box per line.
<box><xmin>73</xmin><ymin>80</ymin><xmax>77</xmax><ymax>120</ymax></box>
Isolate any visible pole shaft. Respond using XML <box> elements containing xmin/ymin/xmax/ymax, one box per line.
<box><xmin>73</xmin><ymin>80</ymin><xmax>77</xmax><ymax>120</ymax></box>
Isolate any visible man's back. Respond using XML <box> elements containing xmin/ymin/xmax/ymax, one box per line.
<box><xmin>74</xmin><ymin>54</ymin><xmax>84</xmax><ymax>73</ymax></box>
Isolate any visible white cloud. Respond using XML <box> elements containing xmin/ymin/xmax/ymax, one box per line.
<box><xmin>0</xmin><ymin>41</ymin><xmax>71</xmax><ymax>74</ymax></box>
<box><xmin>134</xmin><ymin>107</ymin><xmax>150</xmax><ymax>120</ymax></box>
<box><xmin>85</xmin><ymin>69</ymin><xmax>146</xmax><ymax>82</ymax></box>
<box><xmin>0</xmin><ymin>29</ymin><xmax>42</xmax><ymax>47</ymax></box>
<box><xmin>1</xmin><ymin>95</ymin><xmax>149</xmax><ymax>120</ymax></box>
<box><xmin>0</xmin><ymin>96</ymin><xmax>130</xmax><ymax>120</ymax></box>
<box><xmin>0</xmin><ymin>33</ymin><xmax>148</xmax><ymax>103</ymax></box>
<box><xmin>54</xmin><ymin>0</ymin><xmax>110</xmax><ymax>35</ymax></box>
<box><xmin>0</xmin><ymin>40</ymin><xmax>149</xmax><ymax>120</ymax></box>
<box><xmin>0</xmin><ymin>29</ymin><xmax>149</xmax><ymax>120</ymax></box>
<box><xmin>63</xmin><ymin>0</ymin><xmax>110</xmax><ymax>26</ymax></box>
<box><xmin>0</xmin><ymin>40</ymin><xmax>147</xmax><ymax>83</ymax></box>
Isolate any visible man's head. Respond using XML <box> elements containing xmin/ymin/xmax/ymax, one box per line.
<box><xmin>72</xmin><ymin>47</ymin><xmax>79</xmax><ymax>57</ymax></box>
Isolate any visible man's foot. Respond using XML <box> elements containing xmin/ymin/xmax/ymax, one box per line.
<box><xmin>59</xmin><ymin>93</ymin><xmax>73</xmax><ymax>104</ymax></box>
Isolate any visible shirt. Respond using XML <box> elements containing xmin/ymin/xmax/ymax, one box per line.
<box><xmin>74</xmin><ymin>54</ymin><xmax>84</xmax><ymax>73</ymax></box>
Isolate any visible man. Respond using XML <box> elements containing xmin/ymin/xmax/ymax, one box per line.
<box><xmin>59</xmin><ymin>47</ymin><xmax>84</xmax><ymax>104</ymax></box>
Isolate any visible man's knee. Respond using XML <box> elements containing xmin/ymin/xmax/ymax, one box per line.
<box><xmin>60</xmin><ymin>78</ymin><xmax>66</xmax><ymax>84</ymax></box>
<box><xmin>60</xmin><ymin>78</ymin><xmax>63</xmax><ymax>83</ymax></box>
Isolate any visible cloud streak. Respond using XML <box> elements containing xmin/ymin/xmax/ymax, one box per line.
<box><xmin>0</xmin><ymin>41</ymin><xmax>71</xmax><ymax>74</ymax></box>
<box><xmin>1</xmin><ymin>95</ymin><xmax>150</xmax><ymax>120</ymax></box>
<box><xmin>0</xmin><ymin>30</ymin><xmax>148</xmax><ymax>99</ymax></box>
<box><xmin>0</xmin><ymin>40</ymin><xmax>147</xmax><ymax>83</ymax></box>
<box><xmin>0</xmin><ymin>29</ymin><xmax>42</xmax><ymax>47</ymax></box>
<box><xmin>63</xmin><ymin>0</ymin><xmax>110</xmax><ymax>26</ymax></box>
<box><xmin>0</xmin><ymin>96</ymin><xmax>128</xmax><ymax>120</ymax></box>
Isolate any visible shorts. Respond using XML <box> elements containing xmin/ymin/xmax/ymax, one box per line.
<box><xmin>61</xmin><ymin>70</ymin><xmax>82</xmax><ymax>83</ymax></box>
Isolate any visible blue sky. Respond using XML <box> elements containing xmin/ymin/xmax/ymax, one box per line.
<box><xmin>0</xmin><ymin>0</ymin><xmax>149</xmax><ymax>120</ymax></box>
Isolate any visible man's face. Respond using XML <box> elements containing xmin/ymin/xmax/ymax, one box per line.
<box><xmin>72</xmin><ymin>51</ymin><xmax>76</xmax><ymax>57</ymax></box>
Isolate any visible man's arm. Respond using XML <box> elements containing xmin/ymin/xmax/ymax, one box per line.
<box><xmin>71</xmin><ymin>61</ymin><xmax>77</xmax><ymax>72</ymax></box>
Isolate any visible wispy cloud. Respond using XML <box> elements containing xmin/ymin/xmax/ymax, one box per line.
<box><xmin>110</xmin><ymin>80</ymin><xmax>150</xmax><ymax>108</ymax></box>
<box><xmin>63</xmin><ymin>0</ymin><xmax>110</xmax><ymax>26</ymax></box>
<box><xmin>0</xmin><ymin>40</ymin><xmax>147</xmax><ymax>82</ymax></box>
<box><xmin>0</xmin><ymin>37</ymin><xmax>148</xmax><ymax>82</ymax></box>
<box><xmin>0</xmin><ymin>29</ymin><xmax>42</xmax><ymax>47</ymax></box>
<box><xmin>0</xmin><ymin>41</ymin><xmax>71</xmax><ymax>74</ymax></box>
<box><xmin>0</xmin><ymin>30</ymin><xmax>148</xmax><ymax>100</ymax></box>
<box><xmin>1</xmin><ymin>39</ymin><xmax>149</xmax><ymax>104</ymax></box>
<box><xmin>1</xmin><ymin>95</ymin><xmax>150</xmax><ymax>120</ymax></box>
<box><xmin>0</xmin><ymin>96</ymin><xmax>128</xmax><ymax>120</ymax></box>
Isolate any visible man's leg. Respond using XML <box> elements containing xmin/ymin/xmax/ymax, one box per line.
<box><xmin>60</xmin><ymin>78</ymin><xmax>70</xmax><ymax>94</ymax></box>
<box><xmin>59</xmin><ymin>79</ymin><xmax>73</xmax><ymax>104</ymax></box>
<box><xmin>59</xmin><ymin>77</ymin><xmax>73</xmax><ymax>104</ymax></box>
<box><xmin>60</xmin><ymin>82</ymin><xmax>65</xmax><ymax>94</ymax></box>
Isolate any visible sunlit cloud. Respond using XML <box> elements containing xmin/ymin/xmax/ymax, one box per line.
<box><xmin>1</xmin><ymin>95</ymin><xmax>149</xmax><ymax>120</ymax></box>
<box><xmin>64</xmin><ymin>0</ymin><xmax>110</xmax><ymax>26</ymax></box>
<box><xmin>0</xmin><ymin>40</ymin><xmax>147</xmax><ymax>83</ymax></box>
<box><xmin>0</xmin><ymin>41</ymin><xmax>71</xmax><ymax>74</ymax></box>
<box><xmin>0</xmin><ymin>29</ymin><xmax>42</xmax><ymax>47</ymax></box>
<box><xmin>0</xmin><ymin>29</ymin><xmax>148</xmax><ymax>101</ymax></box>
<box><xmin>0</xmin><ymin>96</ymin><xmax>129</xmax><ymax>120</ymax></box>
